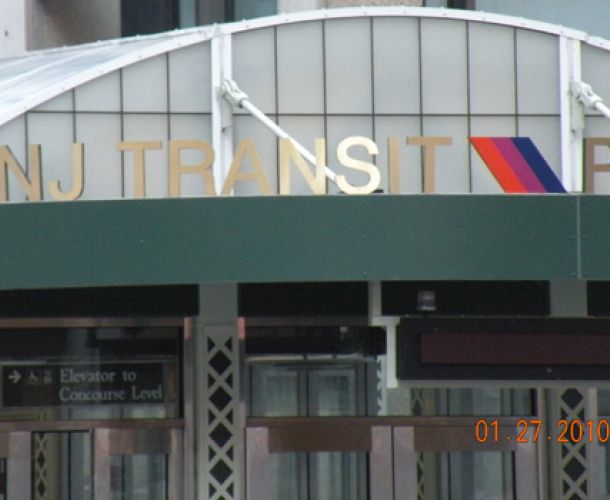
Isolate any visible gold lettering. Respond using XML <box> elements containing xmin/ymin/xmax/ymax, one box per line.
<box><xmin>407</xmin><ymin>136</ymin><xmax>452</xmax><ymax>193</ymax></box>
<box><xmin>335</xmin><ymin>136</ymin><xmax>381</xmax><ymax>194</ymax></box>
<box><xmin>221</xmin><ymin>139</ymin><xmax>272</xmax><ymax>195</ymax></box>
<box><xmin>48</xmin><ymin>144</ymin><xmax>85</xmax><ymax>201</ymax></box>
<box><xmin>0</xmin><ymin>145</ymin><xmax>42</xmax><ymax>201</ymax></box>
<box><xmin>117</xmin><ymin>141</ymin><xmax>162</xmax><ymax>198</ymax></box>
<box><xmin>388</xmin><ymin>137</ymin><xmax>401</xmax><ymax>194</ymax></box>
<box><xmin>279</xmin><ymin>138</ymin><xmax>326</xmax><ymax>194</ymax></box>
<box><xmin>169</xmin><ymin>140</ymin><xmax>216</xmax><ymax>197</ymax></box>
<box><xmin>584</xmin><ymin>138</ymin><xmax>610</xmax><ymax>193</ymax></box>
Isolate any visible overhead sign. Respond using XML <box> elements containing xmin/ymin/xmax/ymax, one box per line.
<box><xmin>398</xmin><ymin>317</ymin><xmax>610</xmax><ymax>381</ymax></box>
<box><xmin>1</xmin><ymin>134</ymin><xmax>594</xmax><ymax>202</ymax></box>
<box><xmin>2</xmin><ymin>363</ymin><xmax>164</xmax><ymax>407</ymax></box>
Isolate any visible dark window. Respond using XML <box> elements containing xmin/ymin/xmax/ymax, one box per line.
<box><xmin>122</xmin><ymin>0</ymin><xmax>179</xmax><ymax>37</ymax></box>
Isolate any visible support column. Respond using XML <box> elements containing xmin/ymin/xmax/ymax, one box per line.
<box><xmin>547</xmin><ymin>280</ymin><xmax>592</xmax><ymax>500</ymax></box>
<box><xmin>196</xmin><ymin>284</ymin><xmax>241</xmax><ymax>500</ymax></box>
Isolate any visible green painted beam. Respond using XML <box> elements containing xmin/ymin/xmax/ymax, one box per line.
<box><xmin>580</xmin><ymin>196</ymin><xmax>610</xmax><ymax>279</ymax></box>
<box><xmin>0</xmin><ymin>195</ymin><xmax>578</xmax><ymax>290</ymax></box>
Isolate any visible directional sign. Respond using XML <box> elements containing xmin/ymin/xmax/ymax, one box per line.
<box><xmin>2</xmin><ymin>363</ymin><xmax>165</xmax><ymax>407</ymax></box>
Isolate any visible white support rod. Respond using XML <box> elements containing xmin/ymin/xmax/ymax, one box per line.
<box><xmin>221</xmin><ymin>79</ymin><xmax>338</xmax><ymax>184</ymax></box>
<box><xmin>594</xmin><ymin>101</ymin><xmax>610</xmax><ymax>120</ymax></box>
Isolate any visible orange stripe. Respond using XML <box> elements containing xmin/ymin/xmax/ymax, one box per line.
<box><xmin>469</xmin><ymin>137</ymin><xmax>527</xmax><ymax>193</ymax></box>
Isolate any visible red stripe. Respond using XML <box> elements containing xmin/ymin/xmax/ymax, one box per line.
<box><xmin>469</xmin><ymin>137</ymin><xmax>528</xmax><ymax>193</ymax></box>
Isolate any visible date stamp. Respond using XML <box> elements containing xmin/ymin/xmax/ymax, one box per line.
<box><xmin>475</xmin><ymin>418</ymin><xmax>610</xmax><ymax>444</ymax></box>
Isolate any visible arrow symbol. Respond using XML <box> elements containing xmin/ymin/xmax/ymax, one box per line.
<box><xmin>8</xmin><ymin>370</ymin><xmax>21</xmax><ymax>384</ymax></box>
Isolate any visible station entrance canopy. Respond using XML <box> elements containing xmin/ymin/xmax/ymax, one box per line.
<box><xmin>2</xmin><ymin>8</ymin><xmax>610</xmax><ymax>287</ymax></box>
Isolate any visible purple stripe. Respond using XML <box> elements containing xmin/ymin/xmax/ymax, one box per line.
<box><xmin>491</xmin><ymin>138</ymin><xmax>546</xmax><ymax>193</ymax></box>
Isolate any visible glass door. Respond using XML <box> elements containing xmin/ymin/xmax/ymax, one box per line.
<box><xmin>246</xmin><ymin>417</ymin><xmax>539</xmax><ymax>500</ymax></box>
<box><xmin>94</xmin><ymin>428</ymin><xmax>182</xmax><ymax>500</ymax></box>
<box><xmin>249</xmin><ymin>362</ymin><xmax>369</xmax><ymax>500</ymax></box>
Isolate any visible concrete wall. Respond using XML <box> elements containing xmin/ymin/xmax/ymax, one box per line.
<box><xmin>0</xmin><ymin>0</ymin><xmax>26</xmax><ymax>57</ymax></box>
<box><xmin>28</xmin><ymin>0</ymin><xmax>120</xmax><ymax>50</ymax></box>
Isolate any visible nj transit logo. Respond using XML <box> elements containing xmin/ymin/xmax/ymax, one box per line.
<box><xmin>470</xmin><ymin>137</ymin><xmax>566</xmax><ymax>193</ymax></box>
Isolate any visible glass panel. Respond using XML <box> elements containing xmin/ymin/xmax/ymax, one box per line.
<box><xmin>310</xmin><ymin>452</ymin><xmax>359</xmax><ymax>500</ymax></box>
<box><xmin>421</xmin><ymin>19</ymin><xmax>468</xmax><ymax>115</ymax></box>
<box><xmin>277</xmin><ymin>22</ymin><xmax>324</xmax><ymax>115</ymax></box>
<box><xmin>468</xmin><ymin>22</ymin><xmax>516</xmax><ymax>115</ymax></box>
<box><xmin>122</xmin><ymin>55</ymin><xmax>168</xmax><ymax>113</ymax></box>
<box><xmin>373</xmin><ymin>17</ymin><xmax>420</xmax><ymax>115</ymax></box>
<box><xmin>516</xmin><ymin>29</ymin><xmax>560</xmax><ymax>115</ymax></box>
<box><xmin>325</xmin><ymin>19</ymin><xmax>372</xmax><ymax>115</ymax></box>
<box><xmin>233</xmin><ymin>29</ymin><xmax>276</xmax><ymax>115</ymax></box>
<box><xmin>75</xmin><ymin>72</ymin><xmax>121</xmax><ymax>112</ymax></box>
<box><xmin>420</xmin><ymin>451</ymin><xmax>514</xmax><ymax>500</ymax></box>
<box><xmin>76</xmin><ymin>113</ymin><xmax>123</xmax><ymax>201</ymax></box>
<box><xmin>234</xmin><ymin>0</ymin><xmax>276</xmax><ymax>21</ymax></box>
<box><xmin>110</xmin><ymin>454</ymin><xmax>167</xmax><ymax>500</ymax></box>
<box><xmin>169</xmin><ymin>44</ymin><xmax>212</xmax><ymax>113</ymax></box>
<box><xmin>422</xmin><ymin>116</ymin><xmax>469</xmax><ymax>193</ymax></box>
<box><xmin>32</xmin><ymin>432</ymin><xmax>92</xmax><ymax>500</ymax></box>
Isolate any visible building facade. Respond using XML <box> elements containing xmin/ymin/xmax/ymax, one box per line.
<box><xmin>2</xmin><ymin>4</ymin><xmax>610</xmax><ymax>500</ymax></box>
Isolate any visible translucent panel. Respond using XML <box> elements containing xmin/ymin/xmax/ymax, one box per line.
<box><xmin>169</xmin><ymin>43</ymin><xmax>212</xmax><ymax>113</ymax></box>
<box><xmin>584</xmin><ymin>117</ymin><xmax>610</xmax><ymax>194</ymax></box>
<box><xmin>35</xmin><ymin>90</ymin><xmax>73</xmax><ymax>112</ymax></box>
<box><xmin>582</xmin><ymin>44</ymin><xmax>610</xmax><ymax>117</ymax></box>
<box><xmin>233</xmin><ymin>28</ymin><xmax>276</xmax><ymax>115</ymax></box>
<box><xmin>516</xmin><ymin>30</ymin><xmax>560</xmax><ymax>115</ymax></box>
<box><xmin>422</xmin><ymin>116</ymin><xmax>470</xmax><ymax>193</ymax></box>
<box><xmin>169</xmin><ymin>115</ymin><xmax>213</xmax><ymax>197</ymax></box>
<box><xmin>75</xmin><ymin>113</ymin><xmax>122</xmax><ymax>200</ymax></box>
<box><xmin>517</xmin><ymin>116</ymin><xmax>562</xmax><ymax>180</ymax></box>
<box><xmin>421</xmin><ymin>19</ymin><xmax>468</xmax><ymax>115</ymax></box>
<box><xmin>277</xmin><ymin>22</ymin><xmax>324</xmax><ymax>114</ymax></box>
<box><xmin>123</xmin><ymin>55</ymin><xmax>168</xmax><ymax>113</ymax></box>
<box><xmin>0</xmin><ymin>116</ymin><xmax>27</xmax><ymax>203</ymax></box>
<box><xmin>373</xmin><ymin>17</ymin><xmax>420</xmax><ymax>114</ymax></box>
<box><xmin>75</xmin><ymin>72</ymin><xmax>121</xmax><ymax>112</ymax></box>
<box><xmin>26</xmin><ymin>113</ymin><xmax>75</xmax><ymax>201</ymax></box>
<box><xmin>122</xmin><ymin>114</ymin><xmax>169</xmax><ymax>199</ymax></box>
<box><xmin>276</xmin><ymin>115</ymin><xmax>325</xmax><ymax>195</ymax></box>
<box><xmin>232</xmin><ymin>115</ymin><xmax>278</xmax><ymax>195</ymax></box>
<box><xmin>374</xmin><ymin>116</ymin><xmax>422</xmax><ymax>194</ymax></box>
<box><xmin>468</xmin><ymin>22</ymin><xmax>516</xmax><ymax>114</ymax></box>
<box><xmin>325</xmin><ymin>19</ymin><xmax>372</xmax><ymax>115</ymax></box>
<box><xmin>470</xmin><ymin>116</ymin><xmax>516</xmax><ymax>194</ymax></box>
<box><xmin>326</xmin><ymin>116</ymin><xmax>374</xmax><ymax>194</ymax></box>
